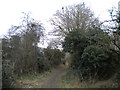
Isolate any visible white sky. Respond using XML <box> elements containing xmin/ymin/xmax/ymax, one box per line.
<box><xmin>0</xmin><ymin>0</ymin><xmax>119</xmax><ymax>38</ymax></box>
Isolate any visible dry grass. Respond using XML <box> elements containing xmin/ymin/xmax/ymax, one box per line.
<box><xmin>14</xmin><ymin>71</ymin><xmax>51</xmax><ymax>88</ymax></box>
<box><xmin>60</xmin><ymin>71</ymin><xmax>118</xmax><ymax>88</ymax></box>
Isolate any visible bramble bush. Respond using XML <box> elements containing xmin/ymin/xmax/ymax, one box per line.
<box><xmin>77</xmin><ymin>45</ymin><xmax>118</xmax><ymax>80</ymax></box>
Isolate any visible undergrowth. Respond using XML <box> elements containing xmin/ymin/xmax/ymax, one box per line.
<box><xmin>13</xmin><ymin>71</ymin><xmax>51</xmax><ymax>88</ymax></box>
<box><xmin>60</xmin><ymin>69</ymin><xmax>118</xmax><ymax>88</ymax></box>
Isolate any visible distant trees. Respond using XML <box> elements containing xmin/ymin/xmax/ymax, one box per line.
<box><xmin>37</xmin><ymin>48</ymin><xmax>51</xmax><ymax>72</ymax></box>
<box><xmin>44</xmin><ymin>47</ymin><xmax>64</xmax><ymax>67</ymax></box>
<box><xmin>37</xmin><ymin>47</ymin><xmax>64</xmax><ymax>73</ymax></box>
<box><xmin>47</xmin><ymin>38</ymin><xmax>62</xmax><ymax>49</ymax></box>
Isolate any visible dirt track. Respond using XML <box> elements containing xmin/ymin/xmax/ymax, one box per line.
<box><xmin>41</xmin><ymin>65</ymin><xmax>67</xmax><ymax>88</ymax></box>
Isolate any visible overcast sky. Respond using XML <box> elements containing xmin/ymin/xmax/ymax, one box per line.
<box><xmin>0</xmin><ymin>0</ymin><xmax>119</xmax><ymax>37</ymax></box>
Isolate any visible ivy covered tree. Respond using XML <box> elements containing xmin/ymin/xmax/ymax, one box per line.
<box><xmin>62</xmin><ymin>24</ymin><xmax>117</xmax><ymax>81</ymax></box>
<box><xmin>62</xmin><ymin>29</ymin><xmax>89</xmax><ymax>54</ymax></box>
<box><xmin>80</xmin><ymin>45</ymin><xmax>117</xmax><ymax>80</ymax></box>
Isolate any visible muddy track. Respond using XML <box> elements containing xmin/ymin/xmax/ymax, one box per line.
<box><xmin>41</xmin><ymin>65</ymin><xmax>67</xmax><ymax>88</ymax></box>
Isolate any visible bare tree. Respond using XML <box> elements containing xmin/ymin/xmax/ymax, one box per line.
<box><xmin>47</xmin><ymin>38</ymin><xmax>62</xmax><ymax>49</ymax></box>
<box><xmin>3</xmin><ymin>12</ymin><xmax>45</xmax><ymax>75</ymax></box>
<box><xmin>50</xmin><ymin>3</ymin><xmax>100</xmax><ymax>37</ymax></box>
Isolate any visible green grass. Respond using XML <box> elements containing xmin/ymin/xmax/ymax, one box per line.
<box><xmin>60</xmin><ymin>74</ymin><xmax>88</xmax><ymax>88</ymax></box>
<box><xmin>14</xmin><ymin>71</ymin><xmax>51</xmax><ymax>88</ymax></box>
<box><xmin>60</xmin><ymin>75</ymin><xmax>72</xmax><ymax>88</ymax></box>
<box><xmin>59</xmin><ymin>70</ymin><xmax>118</xmax><ymax>88</ymax></box>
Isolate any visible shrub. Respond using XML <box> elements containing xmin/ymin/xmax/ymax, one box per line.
<box><xmin>115</xmin><ymin>55</ymin><xmax>120</xmax><ymax>88</ymax></box>
<box><xmin>62</xmin><ymin>29</ymin><xmax>89</xmax><ymax>54</ymax></box>
<box><xmin>44</xmin><ymin>48</ymin><xmax>64</xmax><ymax>67</ymax></box>
<box><xmin>37</xmin><ymin>52</ymin><xmax>50</xmax><ymax>72</ymax></box>
<box><xmin>37</xmin><ymin>48</ymin><xmax>64</xmax><ymax>72</ymax></box>
<box><xmin>77</xmin><ymin>46</ymin><xmax>117</xmax><ymax>80</ymax></box>
<box><xmin>2</xmin><ymin>59</ymin><xmax>15</xmax><ymax>88</ymax></box>
<box><xmin>71</xmin><ymin>53</ymin><xmax>81</xmax><ymax>69</ymax></box>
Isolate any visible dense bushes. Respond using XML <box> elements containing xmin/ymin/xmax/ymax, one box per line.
<box><xmin>2</xmin><ymin>39</ymin><xmax>15</xmax><ymax>88</ymax></box>
<box><xmin>114</xmin><ymin>54</ymin><xmax>120</xmax><ymax>87</ymax></box>
<box><xmin>37</xmin><ymin>51</ymin><xmax>50</xmax><ymax>72</ymax></box>
<box><xmin>2</xmin><ymin>59</ymin><xmax>15</xmax><ymax>88</ymax></box>
<box><xmin>79</xmin><ymin>46</ymin><xmax>117</xmax><ymax>80</ymax></box>
<box><xmin>44</xmin><ymin>48</ymin><xmax>64</xmax><ymax>67</ymax></box>
<box><xmin>37</xmin><ymin>48</ymin><xmax>64</xmax><ymax>72</ymax></box>
<box><xmin>63</xmin><ymin>28</ymin><xmax>120</xmax><ymax>81</ymax></box>
<box><xmin>63</xmin><ymin>29</ymin><xmax>89</xmax><ymax>54</ymax></box>
<box><xmin>2</xmin><ymin>43</ymin><xmax>64</xmax><ymax>88</ymax></box>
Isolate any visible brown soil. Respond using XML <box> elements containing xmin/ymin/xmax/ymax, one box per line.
<box><xmin>41</xmin><ymin>65</ymin><xmax>67</xmax><ymax>88</ymax></box>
